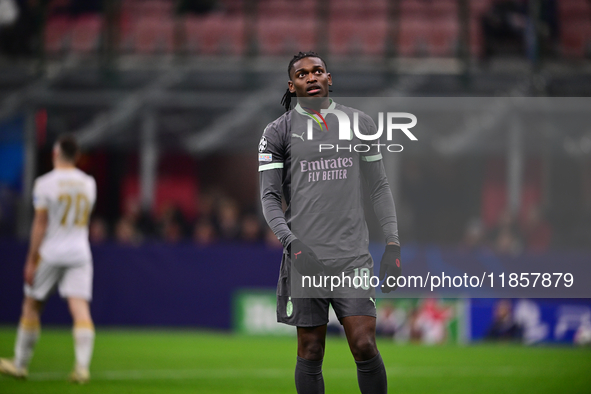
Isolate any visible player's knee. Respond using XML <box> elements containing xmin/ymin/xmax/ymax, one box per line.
<box><xmin>299</xmin><ymin>340</ymin><xmax>325</xmax><ymax>360</ymax></box>
<box><xmin>350</xmin><ymin>336</ymin><xmax>377</xmax><ymax>361</ymax></box>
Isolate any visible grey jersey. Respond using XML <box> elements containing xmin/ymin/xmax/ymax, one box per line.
<box><xmin>259</xmin><ymin>100</ymin><xmax>398</xmax><ymax>261</ymax></box>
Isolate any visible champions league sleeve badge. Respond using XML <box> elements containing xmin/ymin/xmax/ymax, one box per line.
<box><xmin>258</xmin><ymin>136</ymin><xmax>268</xmax><ymax>153</ymax></box>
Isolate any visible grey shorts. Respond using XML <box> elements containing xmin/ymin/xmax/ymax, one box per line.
<box><xmin>277</xmin><ymin>295</ymin><xmax>377</xmax><ymax>327</ymax></box>
<box><xmin>24</xmin><ymin>262</ymin><xmax>93</xmax><ymax>302</ymax></box>
<box><xmin>276</xmin><ymin>252</ymin><xmax>377</xmax><ymax>327</ymax></box>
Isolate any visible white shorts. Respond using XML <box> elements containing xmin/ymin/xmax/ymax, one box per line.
<box><xmin>24</xmin><ymin>262</ymin><xmax>93</xmax><ymax>302</ymax></box>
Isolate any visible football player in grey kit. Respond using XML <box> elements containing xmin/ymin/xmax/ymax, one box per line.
<box><xmin>259</xmin><ymin>52</ymin><xmax>402</xmax><ymax>394</ymax></box>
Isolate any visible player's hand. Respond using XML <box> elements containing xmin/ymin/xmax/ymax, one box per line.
<box><xmin>379</xmin><ymin>244</ymin><xmax>401</xmax><ymax>293</ymax></box>
<box><xmin>24</xmin><ymin>260</ymin><xmax>37</xmax><ymax>286</ymax></box>
<box><xmin>288</xmin><ymin>239</ymin><xmax>324</xmax><ymax>276</ymax></box>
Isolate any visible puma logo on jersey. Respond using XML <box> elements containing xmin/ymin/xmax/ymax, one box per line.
<box><xmin>369</xmin><ymin>297</ymin><xmax>376</xmax><ymax>308</ymax></box>
<box><xmin>292</xmin><ymin>132</ymin><xmax>305</xmax><ymax>141</ymax></box>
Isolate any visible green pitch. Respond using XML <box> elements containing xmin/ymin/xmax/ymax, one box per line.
<box><xmin>1</xmin><ymin>327</ymin><xmax>590</xmax><ymax>394</ymax></box>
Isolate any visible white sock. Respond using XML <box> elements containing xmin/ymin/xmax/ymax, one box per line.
<box><xmin>73</xmin><ymin>323</ymin><xmax>95</xmax><ymax>369</ymax></box>
<box><xmin>14</xmin><ymin>319</ymin><xmax>40</xmax><ymax>369</ymax></box>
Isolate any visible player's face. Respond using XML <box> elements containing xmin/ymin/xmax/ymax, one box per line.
<box><xmin>288</xmin><ymin>57</ymin><xmax>332</xmax><ymax>98</ymax></box>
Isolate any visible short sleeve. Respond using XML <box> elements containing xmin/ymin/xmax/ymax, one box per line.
<box><xmin>357</xmin><ymin>112</ymin><xmax>383</xmax><ymax>163</ymax></box>
<box><xmin>258</xmin><ymin>122</ymin><xmax>286</xmax><ymax>172</ymax></box>
<box><xmin>32</xmin><ymin>179</ymin><xmax>50</xmax><ymax>210</ymax></box>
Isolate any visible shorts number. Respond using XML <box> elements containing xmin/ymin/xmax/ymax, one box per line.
<box><xmin>353</xmin><ymin>268</ymin><xmax>371</xmax><ymax>290</ymax></box>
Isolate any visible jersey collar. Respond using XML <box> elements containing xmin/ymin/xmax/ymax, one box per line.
<box><xmin>294</xmin><ymin>99</ymin><xmax>336</xmax><ymax>116</ymax></box>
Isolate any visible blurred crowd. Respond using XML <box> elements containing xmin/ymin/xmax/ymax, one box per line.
<box><xmin>460</xmin><ymin>205</ymin><xmax>552</xmax><ymax>255</ymax></box>
<box><xmin>88</xmin><ymin>189</ymin><xmax>282</xmax><ymax>248</ymax></box>
<box><xmin>374</xmin><ymin>298</ymin><xmax>454</xmax><ymax>344</ymax></box>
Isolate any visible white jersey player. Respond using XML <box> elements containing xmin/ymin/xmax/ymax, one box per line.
<box><xmin>0</xmin><ymin>135</ymin><xmax>96</xmax><ymax>384</ymax></box>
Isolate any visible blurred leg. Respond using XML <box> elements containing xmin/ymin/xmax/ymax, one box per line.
<box><xmin>13</xmin><ymin>297</ymin><xmax>43</xmax><ymax>370</ymax></box>
<box><xmin>68</xmin><ymin>297</ymin><xmax>95</xmax><ymax>372</ymax></box>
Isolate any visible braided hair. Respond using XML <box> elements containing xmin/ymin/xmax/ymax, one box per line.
<box><xmin>281</xmin><ymin>51</ymin><xmax>328</xmax><ymax>112</ymax></box>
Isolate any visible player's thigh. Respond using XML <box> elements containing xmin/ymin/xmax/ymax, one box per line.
<box><xmin>58</xmin><ymin>263</ymin><xmax>93</xmax><ymax>302</ymax></box>
<box><xmin>341</xmin><ymin>315</ymin><xmax>378</xmax><ymax>361</ymax></box>
<box><xmin>24</xmin><ymin>263</ymin><xmax>64</xmax><ymax>302</ymax></box>
<box><xmin>331</xmin><ymin>297</ymin><xmax>377</xmax><ymax>322</ymax></box>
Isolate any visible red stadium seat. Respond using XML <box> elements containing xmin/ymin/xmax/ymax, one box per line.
<box><xmin>258</xmin><ymin>0</ymin><xmax>317</xmax><ymax>18</ymax></box>
<box><xmin>122</xmin><ymin>175</ymin><xmax>199</xmax><ymax>220</ymax></box>
<box><xmin>431</xmin><ymin>0</ymin><xmax>457</xmax><ymax>18</ymax></box>
<box><xmin>329</xmin><ymin>0</ymin><xmax>387</xmax><ymax>19</ymax></box>
<box><xmin>185</xmin><ymin>14</ymin><xmax>246</xmax><ymax>55</ymax></box>
<box><xmin>429</xmin><ymin>18</ymin><xmax>459</xmax><ymax>57</ymax></box>
<box><xmin>328</xmin><ymin>17</ymin><xmax>387</xmax><ymax>56</ymax></box>
<box><xmin>557</xmin><ymin>0</ymin><xmax>591</xmax><ymax>20</ymax></box>
<box><xmin>131</xmin><ymin>0</ymin><xmax>174</xmax><ymax>17</ymax></box>
<box><xmin>398</xmin><ymin>18</ymin><xmax>430</xmax><ymax>57</ymax></box>
<box><xmin>469</xmin><ymin>0</ymin><xmax>495</xmax><ymax>15</ymax></box>
<box><xmin>44</xmin><ymin>16</ymin><xmax>73</xmax><ymax>54</ymax></box>
<box><xmin>221</xmin><ymin>0</ymin><xmax>245</xmax><ymax>15</ymax></box>
<box><xmin>560</xmin><ymin>21</ymin><xmax>591</xmax><ymax>58</ymax></box>
<box><xmin>133</xmin><ymin>16</ymin><xmax>175</xmax><ymax>54</ymax></box>
<box><xmin>469</xmin><ymin>18</ymin><xmax>482</xmax><ymax>57</ymax></box>
<box><xmin>399</xmin><ymin>0</ymin><xmax>429</xmax><ymax>19</ymax></box>
<box><xmin>71</xmin><ymin>15</ymin><xmax>103</xmax><ymax>53</ymax></box>
<box><xmin>257</xmin><ymin>17</ymin><xmax>317</xmax><ymax>56</ymax></box>
<box><xmin>118</xmin><ymin>12</ymin><xmax>134</xmax><ymax>53</ymax></box>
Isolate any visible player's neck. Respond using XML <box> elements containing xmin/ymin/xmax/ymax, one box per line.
<box><xmin>297</xmin><ymin>97</ymin><xmax>331</xmax><ymax>111</ymax></box>
<box><xmin>54</xmin><ymin>162</ymin><xmax>76</xmax><ymax>170</ymax></box>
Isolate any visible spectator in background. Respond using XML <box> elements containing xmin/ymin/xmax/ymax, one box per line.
<box><xmin>157</xmin><ymin>203</ymin><xmax>189</xmax><ymax>242</ymax></box>
<box><xmin>408</xmin><ymin>308</ymin><xmax>422</xmax><ymax>343</ymax></box>
<box><xmin>522</xmin><ymin>204</ymin><xmax>551</xmax><ymax>252</ymax></box>
<box><xmin>88</xmin><ymin>217</ymin><xmax>107</xmax><ymax>244</ymax></box>
<box><xmin>488</xmin><ymin>209</ymin><xmax>523</xmax><ymax>255</ymax></box>
<box><xmin>195</xmin><ymin>190</ymin><xmax>218</xmax><ymax>224</ymax></box>
<box><xmin>193</xmin><ymin>218</ymin><xmax>216</xmax><ymax>245</ymax></box>
<box><xmin>114</xmin><ymin>217</ymin><xmax>140</xmax><ymax>245</ymax></box>
<box><xmin>216</xmin><ymin>198</ymin><xmax>240</xmax><ymax>241</ymax></box>
<box><xmin>412</xmin><ymin>298</ymin><xmax>452</xmax><ymax>345</ymax></box>
<box><xmin>375</xmin><ymin>303</ymin><xmax>400</xmax><ymax>338</ymax></box>
<box><xmin>162</xmin><ymin>220</ymin><xmax>183</xmax><ymax>244</ymax></box>
<box><xmin>460</xmin><ymin>218</ymin><xmax>486</xmax><ymax>251</ymax></box>
<box><xmin>240</xmin><ymin>213</ymin><xmax>263</xmax><ymax>243</ymax></box>
<box><xmin>486</xmin><ymin>299</ymin><xmax>522</xmax><ymax>341</ymax></box>
<box><xmin>123</xmin><ymin>199</ymin><xmax>155</xmax><ymax>239</ymax></box>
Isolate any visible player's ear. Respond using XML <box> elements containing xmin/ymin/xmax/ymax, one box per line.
<box><xmin>288</xmin><ymin>80</ymin><xmax>295</xmax><ymax>94</ymax></box>
<box><xmin>327</xmin><ymin>73</ymin><xmax>332</xmax><ymax>86</ymax></box>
